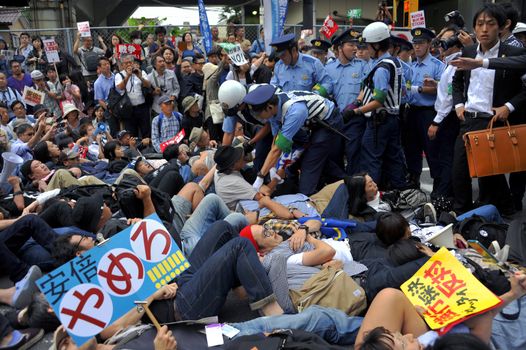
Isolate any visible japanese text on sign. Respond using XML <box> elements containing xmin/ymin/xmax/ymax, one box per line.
<box><xmin>37</xmin><ymin>214</ymin><xmax>190</xmax><ymax>347</ymax></box>
<box><xmin>410</xmin><ymin>10</ymin><xmax>426</xmax><ymax>28</ymax></box>
<box><xmin>43</xmin><ymin>39</ymin><xmax>60</xmax><ymax>63</ymax></box>
<box><xmin>320</xmin><ymin>15</ymin><xmax>339</xmax><ymax>39</ymax></box>
<box><xmin>160</xmin><ymin>129</ymin><xmax>185</xmax><ymax>152</ymax></box>
<box><xmin>77</xmin><ymin>21</ymin><xmax>91</xmax><ymax>38</ymax></box>
<box><xmin>401</xmin><ymin>247</ymin><xmax>502</xmax><ymax>333</ymax></box>
<box><xmin>227</xmin><ymin>45</ymin><xmax>248</xmax><ymax>66</ymax></box>
<box><xmin>116</xmin><ymin>44</ymin><xmax>142</xmax><ymax>60</ymax></box>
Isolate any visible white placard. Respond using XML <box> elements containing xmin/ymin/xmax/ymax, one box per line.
<box><xmin>77</xmin><ymin>21</ymin><xmax>91</xmax><ymax>38</ymax></box>
<box><xmin>205</xmin><ymin>324</ymin><xmax>224</xmax><ymax>347</ymax></box>
<box><xmin>43</xmin><ymin>39</ymin><xmax>60</xmax><ymax>63</ymax></box>
<box><xmin>22</xmin><ymin>86</ymin><xmax>45</xmax><ymax>106</ymax></box>
<box><xmin>410</xmin><ymin>10</ymin><xmax>426</xmax><ymax>28</ymax></box>
<box><xmin>227</xmin><ymin>44</ymin><xmax>248</xmax><ymax>66</ymax></box>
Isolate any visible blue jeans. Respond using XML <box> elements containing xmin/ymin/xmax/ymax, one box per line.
<box><xmin>171</xmin><ymin>221</ymin><xmax>276</xmax><ymax>320</ymax></box>
<box><xmin>231</xmin><ymin>305</ymin><xmax>363</xmax><ymax>345</ymax></box>
<box><xmin>456</xmin><ymin>204</ymin><xmax>504</xmax><ymax>224</ymax></box>
<box><xmin>180</xmin><ymin>194</ymin><xmax>248</xmax><ymax>256</ymax></box>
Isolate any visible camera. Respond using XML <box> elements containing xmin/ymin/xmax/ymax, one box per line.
<box><xmin>97</xmin><ymin>123</ymin><xmax>106</xmax><ymax>133</ymax></box>
<box><xmin>132</xmin><ymin>68</ymin><xmax>140</xmax><ymax>74</ymax></box>
<box><xmin>434</xmin><ymin>35</ymin><xmax>462</xmax><ymax>50</ymax></box>
<box><xmin>444</xmin><ymin>10</ymin><xmax>465</xmax><ymax>28</ymax></box>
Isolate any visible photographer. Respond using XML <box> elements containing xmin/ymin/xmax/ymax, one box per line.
<box><xmin>148</xmin><ymin>55</ymin><xmax>180</xmax><ymax>116</ymax></box>
<box><xmin>115</xmin><ymin>54</ymin><xmax>152</xmax><ymax>138</ymax></box>
<box><xmin>375</xmin><ymin>1</ymin><xmax>393</xmax><ymax>25</ymax></box>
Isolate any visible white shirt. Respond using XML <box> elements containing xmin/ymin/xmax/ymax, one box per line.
<box><xmin>115</xmin><ymin>70</ymin><xmax>148</xmax><ymax>106</ymax></box>
<box><xmin>434</xmin><ymin>52</ymin><xmax>461</xmax><ymax>124</ymax></box>
<box><xmin>464</xmin><ymin>42</ymin><xmax>500</xmax><ymax>114</ymax></box>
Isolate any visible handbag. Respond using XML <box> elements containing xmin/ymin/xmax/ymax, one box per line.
<box><xmin>107</xmin><ymin>73</ymin><xmax>132</xmax><ymax>120</ymax></box>
<box><xmin>464</xmin><ymin>118</ymin><xmax>526</xmax><ymax>177</ymax></box>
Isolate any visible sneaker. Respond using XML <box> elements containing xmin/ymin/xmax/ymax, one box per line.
<box><xmin>423</xmin><ymin>203</ymin><xmax>437</xmax><ymax>224</ymax></box>
<box><xmin>1</xmin><ymin>328</ymin><xmax>44</xmax><ymax>350</ymax></box>
<box><xmin>12</xmin><ymin>265</ymin><xmax>42</xmax><ymax>309</ymax></box>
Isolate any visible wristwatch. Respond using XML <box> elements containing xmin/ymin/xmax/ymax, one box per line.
<box><xmin>298</xmin><ymin>224</ymin><xmax>309</xmax><ymax>235</ymax></box>
<box><xmin>418</xmin><ymin>86</ymin><xmax>423</xmax><ymax>93</ymax></box>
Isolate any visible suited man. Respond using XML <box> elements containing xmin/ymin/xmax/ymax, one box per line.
<box><xmin>452</xmin><ymin>3</ymin><xmax>526</xmax><ymax>215</ymax></box>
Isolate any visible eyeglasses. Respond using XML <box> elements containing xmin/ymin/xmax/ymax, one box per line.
<box><xmin>262</xmin><ymin>222</ymin><xmax>276</xmax><ymax>238</ymax></box>
<box><xmin>195</xmin><ymin>61</ymin><xmax>205</xmax><ymax>65</ymax></box>
<box><xmin>24</xmin><ymin>132</ymin><xmax>35</xmax><ymax>137</ymax></box>
<box><xmin>73</xmin><ymin>236</ymin><xmax>86</xmax><ymax>252</ymax></box>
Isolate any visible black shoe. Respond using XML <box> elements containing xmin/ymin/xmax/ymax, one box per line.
<box><xmin>1</xmin><ymin>328</ymin><xmax>44</xmax><ymax>350</ymax></box>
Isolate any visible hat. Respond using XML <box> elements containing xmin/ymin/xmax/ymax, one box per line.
<box><xmin>310</xmin><ymin>38</ymin><xmax>331</xmax><ymax>52</ymax></box>
<box><xmin>65</xmin><ymin>149</ymin><xmax>79</xmax><ymax>159</ymax></box>
<box><xmin>189</xmin><ymin>126</ymin><xmax>204</xmax><ymax>144</ymax></box>
<box><xmin>72</xmin><ymin>193</ymin><xmax>104</xmax><ymax>233</ymax></box>
<box><xmin>391</xmin><ymin>35</ymin><xmax>413</xmax><ymax>51</ymax></box>
<box><xmin>32</xmin><ymin>104</ymin><xmax>48</xmax><ymax>117</ymax></box>
<box><xmin>117</xmin><ymin>130</ymin><xmax>130</xmax><ymax>139</ymax></box>
<box><xmin>11</xmin><ymin>119</ymin><xmax>29</xmax><ymax>132</ymax></box>
<box><xmin>332</xmin><ymin>29</ymin><xmax>360</xmax><ymax>46</ymax></box>
<box><xmin>243</xmin><ymin>84</ymin><xmax>276</xmax><ymax>105</ymax></box>
<box><xmin>513</xmin><ymin>22</ymin><xmax>526</xmax><ymax>34</ymax></box>
<box><xmin>30</xmin><ymin>70</ymin><xmax>44</xmax><ymax>80</ymax></box>
<box><xmin>270</xmin><ymin>33</ymin><xmax>296</xmax><ymax>55</ymax></box>
<box><xmin>50</xmin><ymin>326</ymin><xmax>68</xmax><ymax>350</ymax></box>
<box><xmin>240</xmin><ymin>225</ymin><xmax>259</xmax><ymax>252</ymax></box>
<box><xmin>202</xmin><ymin>62</ymin><xmax>218</xmax><ymax>80</ymax></box>
<box><xmin>411</xmin><ymin>27</ymin><xmax>436</xmax><ymax>42</ymax></box>
<box><xmin>182</xmin><ymin>96</ymin><xmax>198</xmax><ymax>114</ymax></box>
<box><xmin>213</xmin><ymin>145</ymin><xmax>244</xmax><ymax>172</ymax></box>
<box><xmin>356</xmin><ymin>36</ymin><xmax>368</xmax><ymax>49</ymax></box>
<box><xmin>158</xmin><ymin>95</ymin><xmax>172</xmax><ymax>105</ymax></box>
<box><xmin>62</xmin><ymin>103</ymin><xmax>80</xmax><ymax>118</ymax></box>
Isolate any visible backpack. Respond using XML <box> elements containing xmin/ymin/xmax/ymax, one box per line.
<box><xmin>107</xmin><ymin>73</ymin><xmax>133</xmax><ymax>120</ymax></box>
<box><xmin>81</xmin><ymin>48</ymin><xmax>101</xmax><ymax>72</ymax></box>
<box><xmin>456</xmin><ymin>215</ymin><xmax>508</xmax><ymax>249</ymax></box>
<box><xmin>289</xmin><ymin>267</ymin><xmax>367</xmax><ymax>316</ymax></box>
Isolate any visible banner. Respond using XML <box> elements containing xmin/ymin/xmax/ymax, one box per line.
<box><xmin>160</xmin><ymin>129</ymin><xmax>185</xmax><ymax>152</ymax></box>
<box><xmin>320</xmin><ymin>15</ymin><xmax>339</xmax><ymax>39</ymax></box>
<box><xmin>263</xmin><ymin>0</ymin><xmax>289</xmax><ymax>54</ymax></box>
<box><xmin>77</xmin><ymin>21</ymin><xmax>91</xmax><ymax>38</ymax></box>
<box><xmin>198</xmin><ymin>0</ymin><xmax>213</xmax><ymax>55</ymax></box>
<box><xmin>116</xmin><ymin>44</ymin><xmax>142</xmax><ymax>60</ymax></box>
<box><xmin>37</xmin><ymin>214</ymin><xmax>190</xmax><ymax>347</ymax></box>
<box><xmin>43</xmin><ymin>39</ymin><xmax>60</xmax><ymax>63</ymax></box>
<box><xmin>410</xmin><ymin>10</ymin><xmax>426</xmax><ymax>28</ymax></box>
<box><xmin>227</xmin><ymin>44</ymin><xmax>248</xmax><ymax>66</ymax></box>
<box><xmin>401</xmin><ymin>247</ymin><xmax>502</xmax><ymax>334</ymax></box>
<box><xmin>22</xmin><ymin>86</ymin><xmax>45</xmax><ymax>106</ymax></box>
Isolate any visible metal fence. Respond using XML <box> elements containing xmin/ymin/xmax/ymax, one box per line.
<box><xmin>0</xmin><ymin>23</ymin><xmax>410</xmax><ymax>57</ymax></box>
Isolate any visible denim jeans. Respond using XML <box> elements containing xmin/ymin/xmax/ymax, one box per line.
<box><xmin>168</xmin><ymin>221</ymin><xmax>275</xmax><ymax>320</ymax></box>
<box><xmin>0</xmin><ymin>215</ymin><xmax>58</xmax><ymax>282</ymax></box>
<box><xmin>456</xmin><ymin>204</ymin><xmax>504</xmax><ymax>224</ymax></box>
<box><xmin>180</xmin><ymin>194</ymin><xmax>248</xmax><ymax>256</ymax></box>
<box><xmin>231</xmin><ymin>305</ymin><xmax>363</xmax><ymax>345</ymax></box>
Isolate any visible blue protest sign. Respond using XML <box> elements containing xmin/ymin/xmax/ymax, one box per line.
<box><xmin>37</xmin><ymin>214</ymin><xmax>189</xmax><ymax>347</ymax></box>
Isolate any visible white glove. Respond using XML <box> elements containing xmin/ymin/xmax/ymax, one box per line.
<box><xmin>253</xmin><ymin>176</ymin><xmax>264</xmax><ymax>191</ymax></box>
<box><xmin>269</xmin><ymin>167</ymin><xmax>284</xmax><ymax>184</ymax></box>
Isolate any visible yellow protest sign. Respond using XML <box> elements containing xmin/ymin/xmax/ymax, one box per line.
<box><xmin>401</xmin><ymin>247</ymin><xmax>502</xmax><ymax>333</ymax></box>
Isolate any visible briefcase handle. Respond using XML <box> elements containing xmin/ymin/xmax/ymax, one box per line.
<box><xmin>486</xmin><ymin>117</ymin><xmax>518</xmax><ymax>147</ymax></box>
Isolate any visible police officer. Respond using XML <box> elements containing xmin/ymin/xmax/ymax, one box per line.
<box><xmin>327</xmin><ymin>29</ymin><xmax>368</xmax><ymax>175</ymax></box>
<box><xmin>270</xmin><ymin>33</ymin><xmax>333</xmax><ymax>97</ymax></box>
<box><xmin>310</xmin><ymin>38</ymin><xmax>332</xmax><ymax>65</ymax></box>
<box><xmin>404</xmin><ymin>28</ymin><xmax>445</xmax><ymax>191</ymax></box>
<box><xmin>243</xmin><ymin>85</ymin><xmax>345</xmax><ymax>195</ymax></box>
<box><xmin>345</xmin><ymin>22</ymin><xmax>408</xmax><ymax>189</ymax></box>
<box><xmin>356</xmin><ymin>38</ymin><xmax>374</xmax><ymax>75</ymax></box>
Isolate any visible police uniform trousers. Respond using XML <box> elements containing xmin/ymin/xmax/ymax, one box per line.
<box><xmin>360</xmin><ymin>113</ymin><xmax>407</xmax><ymax>189</ymax></box>
<box><xmin>452</xmin><ymin>116</ymin><xmax>514</xmax><ymax>214</ymax></box>
<box><xmin>403</xmin><ymin>106</ymin><xmax>440</xmax><ymax>183</ymax></box>
<box><xmin>343</xmin><ymin>114</ymin><xmax>367</xmax><ymax>176</ymax></box>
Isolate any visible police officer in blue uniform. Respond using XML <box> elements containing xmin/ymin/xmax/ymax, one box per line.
<box><xmin>310</xmin><ymin>38</ymin><xmax>332</xmax><ymax>65</ymax></box>
<box><xmin>327</xmin><ymin>29</ymin><xmax>368</xmax><ymax>175</ymax></box>
<box><xmin>404</xmin><ymin>28</ymin><xmax>446</xmax><ymax>192</ymax></box>
<box><xmin>270</xmin><ymin>33</ymin><xmax>333</xmax><ymax>97</ymax></box>
<box><xmin>243</xmin><ymin>85</ymin><xmax>345</xmax><ymax>195</ymax></box>
<box><xmin>356</xmin><ymin>38</ymin><xmax>375</xmax><ymax>75</ymax></box>
<box><xmin>345</xmin><ymin>22</ymin><xmax>408</xmax><ymax>189</ymax></box>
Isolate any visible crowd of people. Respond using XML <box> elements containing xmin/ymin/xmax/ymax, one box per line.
<box><xmin>1</xmin><ymin>2</ymin><xmax>526</xmax><ymax>350</ymax></box>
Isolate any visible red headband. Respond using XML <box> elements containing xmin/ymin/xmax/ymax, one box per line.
<box><xmin>240</xmin><ymin>225</ymin><xmax>259</xmax><ymax>252</ymax></box>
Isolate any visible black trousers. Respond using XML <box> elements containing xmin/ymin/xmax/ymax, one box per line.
<box><xmin>123</xmin><ymin>103</ymin><xmax>151</xmax><ymax>138</ymax></box>
<box><xmin>452</xmin><ymin>117</ymin><xmax>513</xmax><ymax>213</ymax></box>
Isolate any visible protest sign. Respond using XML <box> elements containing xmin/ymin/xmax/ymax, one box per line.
<box><xmin>410</xmin><ymin>10</ymin><xmax>426</xmax><ymax>28</ymax></box>
<box><xmin>22</xmin><ymin>86</ymin><xmax>45</xmax><ymax>106</ymax></box>
<box><xmin>0</xmin><ymin>50</ymin><xmax>14</xmax><ymax>62</ymax></box>
<box><xmin>77</xmin><ymin>21</ymin><xmax>91</xmax><ymax>37</ymax></box>
<box><xmin>116</xmin><ymin>44</ymin><xmax>142</xmax><ymax>60</ymax></box>
<box><xmin>160</xmin><ymin>129</ymin><xmax>185</xmax><ymax>152</ymax></box>
<box><xmin>37</xmin><ymin>214</ymin><xmax>190</xmax><ymax>347</ymax></box>
<box><xmin>347</xmin><ymin>9</ymin><xmax>362</xmax><ymax>19</ymax></box>
<box><xmin>227</xmin><ymin>44</ymin><xmax>248</xmax><ymax>66</ymax></box>
<box><xmin>401</xmin><ymin>247</ymin><xmax>502</xmax><ymax>334</ymax></box>
<box><xmin>43</xmin><ymin>39</ymin><xmax>60</xmax><ymax>63</ymax></box>
<box><xmin>320</xmin><ymin>15</ymin><xmax>339</xmax><ymax>39</ymax></box>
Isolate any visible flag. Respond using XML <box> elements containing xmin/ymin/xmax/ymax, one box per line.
<box><xmin>198</xmin><ymin>0</ymin><xmax>213</xmax><ymax>54</ymax></box>
<box><xmin>160</xmin><ymin>129</ymin><xmax>185</xmax><ymax>152</ymax></box>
